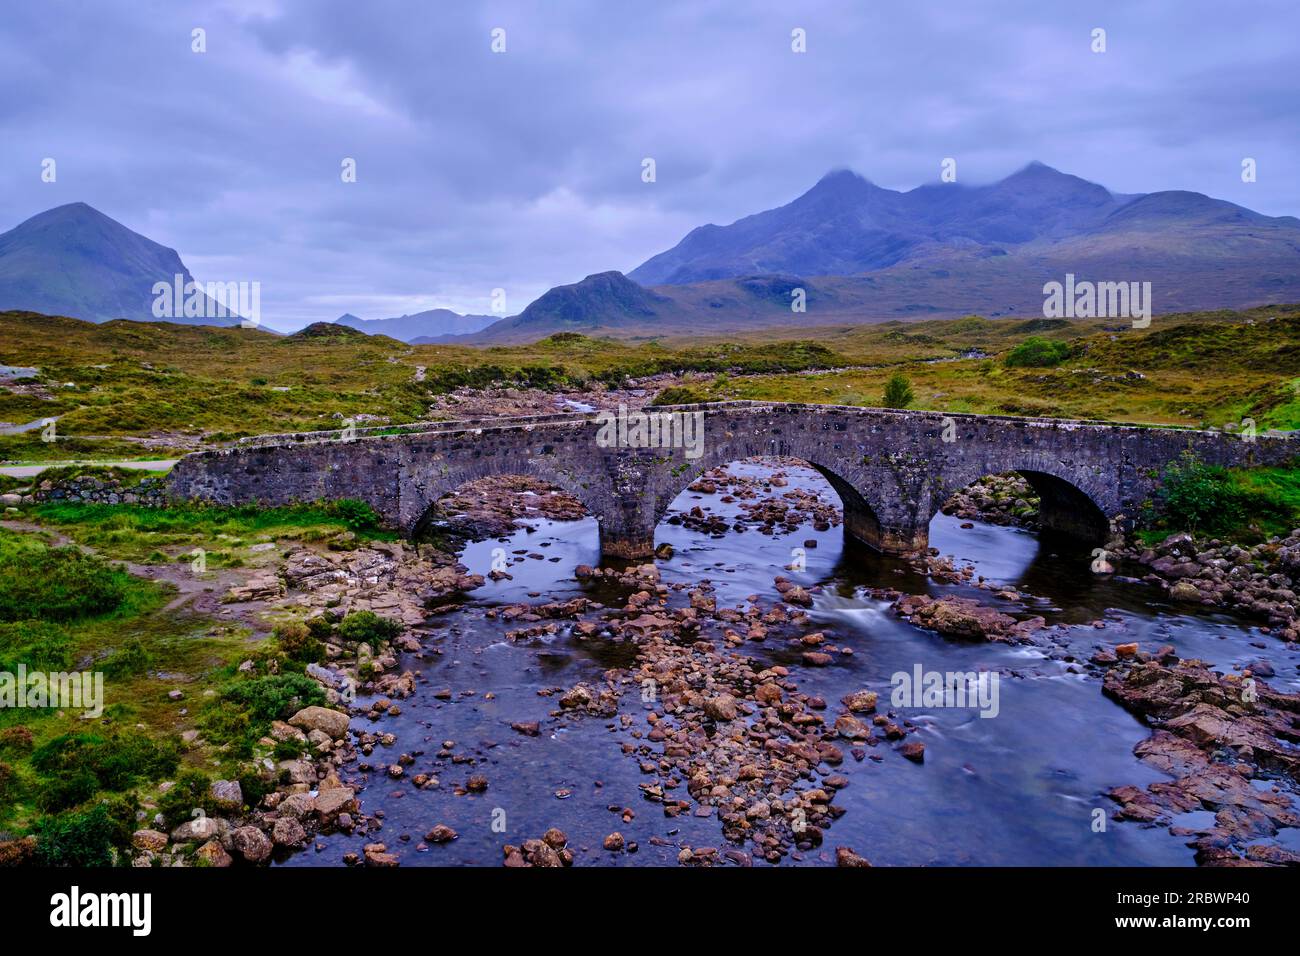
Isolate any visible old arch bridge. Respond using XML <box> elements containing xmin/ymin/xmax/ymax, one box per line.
<box><xmin>167</xmin><ymin>402</ymin><xmax>1295</xmax><ymax>559</ymax></box>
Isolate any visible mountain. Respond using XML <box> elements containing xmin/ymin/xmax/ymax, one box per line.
<box><xmin>474</xmin><ymin>164</ymin><xmax>1300</xmax><ymax>342</ymax></box>
<box><xmin>0</xmin><ymin>202</ymin><xmax>242</xmax><ymax>325</ymax></box>
<box><xmin>473</xmin><ymin>271</ymin><xmax>670</xmax><ymax>341</ymax></box>
<box><xmin>336</xmin><ymin>308</ymin><xmax>497</xmax><ymax>343</ymax></box>
<box><xmin>629</xmin><ymin>161</ymin><xmax>1300</xmax><ymax>287</ymax></box>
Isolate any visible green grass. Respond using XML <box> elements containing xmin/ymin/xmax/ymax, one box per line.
<box><xmin>0</xmin><ymin>526</ymin><xmax>264</xmax><ymax>857</ymax></box>
<box><xmin>1231</xmin><ymin>466</ymin><xmax>1300</xmax><ymax>535</ymax></box>
<box><xmin>26</xmin><ymin>498</ymin><xmax>392</xmax><ymax>563</ymax></box>
<box><xmin>0</xmin><ymin>528</ymin><xmax>136</xmax><ymax>622</ymax></box>
<box><xmin>31</xmin><ymin>464</ymin><xmax>162</xmax><ymax>487</ymax></box>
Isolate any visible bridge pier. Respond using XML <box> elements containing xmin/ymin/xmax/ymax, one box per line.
<box><xmin>598</xmin><ymin>526</ymin><xmax>656</xmax><ymax>560</ymax></box>
<box><xmin>843</xmin><ymin>510</ymin><xmax>929</xmax><ymax>555</ymax></box>
<box><xmin>838</xmin><ymin>487</ymin><xmax>928</xmax><ymax>556</ymax></box>
<box><xmin>872</xmin><ymin>524</ymin><xmax>930</xmax><ymax>555</ymax></box>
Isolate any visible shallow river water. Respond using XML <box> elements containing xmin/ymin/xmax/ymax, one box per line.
<box><xmin>282</xmin><ymin>461</ymin><xmax>1300</xmax><ymax>867</ymax></box>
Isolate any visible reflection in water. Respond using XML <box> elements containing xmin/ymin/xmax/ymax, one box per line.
<box><xmin>282</xmin><ymin>460</ymin><xmax>1297</xmax><ymax>867</ymax></box>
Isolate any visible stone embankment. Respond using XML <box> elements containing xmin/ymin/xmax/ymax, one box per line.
<box><xmin>2</xmin><ymin>473</ymin><xmax>170</xmax><ymax>509</ymax></box>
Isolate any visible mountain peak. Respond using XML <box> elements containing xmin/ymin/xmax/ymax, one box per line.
<box><xmin>17</xmin><ymin>201</ymin><xmax>126</xmax><ymax>232</ymax></box>
<box><xmin>807</xmin><ymin>168</ymin><xmax>879</xmax><ymax>198</ymax></box>
<box><xmin>0</xmin><ymin>201</ymin><xmax>237</xmax><ymax>325</ymax></box>
<box><xmin>1002</xmin><ymin>161</ymin><xmax>1075</xmax><ymax>182</ymax></box>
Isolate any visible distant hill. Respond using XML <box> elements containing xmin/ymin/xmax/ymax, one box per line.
<box><xmin>0</xmin><ymin>202</ymin><xmax>242</xmax><ymax>326</ymax></box>
<box><xmin>472</xmin><ymin>271</ymin><xmax>671</xmax><ymax>341</ymax></box>
<box><xmin>336</xmin><ymin>308</ymin><xmax>498</xmax><ymax>343</ymax></box>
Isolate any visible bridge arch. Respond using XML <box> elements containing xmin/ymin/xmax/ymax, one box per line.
<box><xmin>641</xmin><ymin>429</ymin><xmax>893</xmax><ymax>557</ymax></box>
<box><xmin>400</xmin><ymin>448</ymin><xmax>609</xmax><ymax>540</ymax></box>
<box><xmin>933</xmin><ymin>461</ymin><xmax>1112</xmax><ymax>544</ymax></box>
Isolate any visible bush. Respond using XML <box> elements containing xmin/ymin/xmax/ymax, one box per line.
<box><xmin>157</xmin><ymin>769</ymin><xmax>215</xmax><ymax>828</ymax></box>
<box><xmin>882</xmin><ymin>372</ymin><xmax>915</xmax><ymax>409</ymax></box>
<box><xmin>214</xmin><ymin>672</ymin><xmax>325</xmax><ymax>723</ymax></box>
<box><xmin>306</xmin><ymin>613</ymin><xmax>338</xmax><ymax>642</ymax></box>
<box><xmin>1004</xmin><ymin>336</ymin><xmax>1072</xmax><ymax>368</ymax></box>
<box><xmin>649</xmin><ymin>385</ymin><xmax>708</xmax><ymax>406</ymax></box>
<box><xmin>0</xmin><ymin>760</ymin><xmax>17</xmax><ymax>801</ymax></box>
<box><xmin>1144</xmin><ymin>454</ymin><xmax>1292</xmax><ymax>537</ymax></box>
<box><xmin>30</xmin><ymin>732</ymin><xmax>180</xmax><ymax>809</ymax></box>
<box><xmin>275</xmin><ymin>621</ymin><xmax>323</xmax><ymax>664</ymax></box>
<box><xmin>197</xmin><ymin>700</ymin><xmax>253</xmax><ymax>754</ymax></box>
<box><xmin>0</xmin><ymin>620</ymin><xmax>74</xmax><ymax>672</ymax></box>
<box><xmin>324</xmin><ymin>499</ymin><xmax>384</xmax><ymax>534</ymax></box>
<box><xmin>0</xmin><ymin>540</ymin><xmax>129</xmax><ymax>622</ymax></box>
<box><xmin>35</xmin><ymin>803</ymin><xmax>127</xmax><ymax>867</ymax></box>
<box><xmin>336</xmin><ymin>610</ymin><xmax>401</xmax><ymax>646</ymax></box>
<box><xmin>0</xmin><ymin>725</ymin><xmax>34</xmax><ymax>753</ymax></box>
<box><xmin>38</xmin><ymin>771</ymin><xmax>100</xmax><ymax>812</ymax></box>
<box><xmin>101</xmin><ymin>637</ymin><xmax>154</xmax><ymax>677</ymax></box>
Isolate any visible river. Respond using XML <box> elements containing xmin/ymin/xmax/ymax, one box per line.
<box><xmin>281</xmin><ymin>460</ymin><xmax>1300</xmax><ymax>867</ymax></box>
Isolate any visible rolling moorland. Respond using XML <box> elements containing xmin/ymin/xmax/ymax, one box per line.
<box><xmin>2</xmin><ymin>303</ymin><xmax>1299</xmax><ymax>465</ymax></box>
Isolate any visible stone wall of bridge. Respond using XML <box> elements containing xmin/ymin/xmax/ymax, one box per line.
<box><xmin>166</xmin><ymin>402</ymin><xmax>1297</xmax><ymax>560</ymax></box>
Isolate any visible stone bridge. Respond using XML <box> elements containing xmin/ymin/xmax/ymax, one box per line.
<box><xmin>167</xmin><ymin>402</ymin><xmax>1295</xmax><ymax>559</ymax></box>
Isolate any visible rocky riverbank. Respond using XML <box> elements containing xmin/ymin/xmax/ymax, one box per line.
<box><xmin>1112</xmin><ymin>530</ymin><xmax>1300</xmax><ymax>641</ymax></box>
<box><xmin>436</xmin><ymin>475</ymin><xmax>587</xmax><ymax>541</ymax></box>
<box><xmin>1100</xmin><ymin>654</ymin><xmax>1300</xmax><ymax>865</ymax></box>
<box><xmin>670</xmin><ymin>461</ymin><xmax>842</xmax><ymax>539</ymax></box>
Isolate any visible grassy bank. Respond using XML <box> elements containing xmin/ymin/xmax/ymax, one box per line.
<box><xmin>0</xmin><ymin>526</ymin><xmax>251</xmax><ymax>861</ymax></box>
<box><xmin>1139</xmin><ymin>458</ymin><xmax>1300</xmax><ymax>543</ymax></box>
<box><xmin>0</xmin><ymin>494</ymin><xmax>401</xmax><ymax>865</ymax></box>
<box><xmin>26</xmin><ymin>498</ymin><xmax>391</xmax><ymax>564</ymax></box>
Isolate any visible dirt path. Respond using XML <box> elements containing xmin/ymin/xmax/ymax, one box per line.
<box><xmin>0</xmin><ymin>459</ymin><xmax>177</xmax><ymax>478</ymax></box>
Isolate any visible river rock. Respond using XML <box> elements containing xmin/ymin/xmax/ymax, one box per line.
<box><xmin>272</xmin><ymin>817</ymin><xmax>307</xmax><ymax>847</ymax></box>
<box><xmin>425</xmin><ymin>824</ymin><xmax>458</xmax><ymax>843</ymax></box>
<box><xmin>209</xmin><ymin>779</ymin><xmax>243</xmax><ymax>810</ymax></box>
<box><xmin>288</xmin><ymin>705</ymin><xmax>350</xmax><ymax>740</ymax></box>
<box><xmin>195</xmin><ymin>839</ymin><xmax>233</xmax><ymax>867</ymax></box>
<box><xmin>230</xmin><ymin>826</ymin><xmax>272</xmax><ymax>864</ymax></box>
<box><xmin>171</xmin><ymin>815</ymin><xmax>220</xmax><ymax>842</ymax></box>
<box><xmin>702</xmin><ymin>694</ymin><xmax>739</xmax><ymax>721</ymax></box>
<box><xmin>842</xmin><ymin>690</ymin><xmax>878</xmax><ymax>713</ymax></box>
<box><xmin>835</xmin><ymin>846</ymin><xmax>872</xmax><ymax>867</ymax></box>
<box><xmin>132</xmin><ymin>829</ymin><xmax>168</xmax><ymax>852</ymax></box>
<box><xmin>314</xmin><ymin>787</ymin><xmax>357</xmax><ymax>821</ymax></box>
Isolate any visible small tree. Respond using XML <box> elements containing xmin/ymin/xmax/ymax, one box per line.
<box><xmin>882</xmin><ymin>372</ymin><xmax>915</xmax><ymax>409</ymax></box>
<box><xmin>1005</xmin><ymin>336</ymin><xmax>1071</xmax><ymax>368</ymax></box>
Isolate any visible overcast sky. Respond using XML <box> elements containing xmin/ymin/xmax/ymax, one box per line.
<box><xmin>1</xmin><ymin>0</ymin><xmax>1297</xmax><ymax>330</ymax></box>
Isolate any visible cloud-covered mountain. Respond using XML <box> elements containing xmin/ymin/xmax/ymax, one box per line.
<box><xmin>336</xmin><ymin>309</ymin><xmax>498</xmax><ymax>343</ymax></box>
<box><xmin>0</xmin><ymin>202</ymin><xmax>242</xmax><ymax>326</ymax></box>
<box><xmin>629</xmin><ymin>162</ymin><xmax>1300</xmax><ymax>285</ymax></box>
